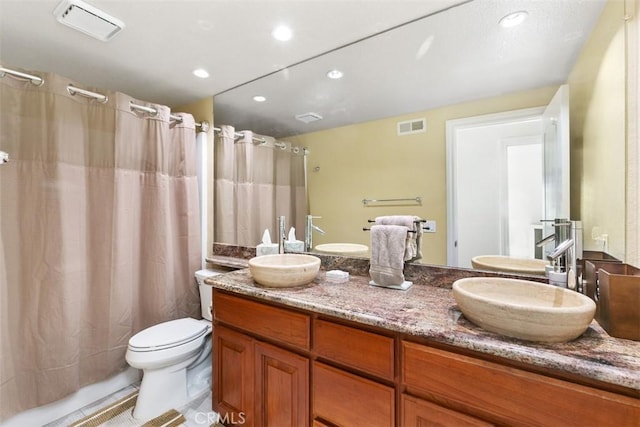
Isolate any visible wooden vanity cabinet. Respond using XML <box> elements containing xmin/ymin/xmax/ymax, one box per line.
<box><xmin>213</xmin><ymin>290</ymin><xmax>397</xmax><ymax>427</ymax></box>
<box><xmin>213</xmin><ymin>289</ymin><xmax>639</xmax><ymax>427</ymax></box>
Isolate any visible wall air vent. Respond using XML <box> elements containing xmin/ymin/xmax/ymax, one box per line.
<box><xmin>397</xmin><ymin>118</ymin><xmax>426</xmax><ymax>136</ymax></box>
<box><xmin>53</xmin><ymin>0</ymin><xmax>125</xmax><ymax>42</ymax></box>
<box><xmin>295</xmin><ymin>112</ymin><xmax>323</xmax><ymax>124</ymax></box>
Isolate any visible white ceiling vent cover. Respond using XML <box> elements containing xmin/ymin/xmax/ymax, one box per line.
<box><xmin>397</xmin><ymin>118</ymin><xmax>426</xmax><ymax>136</ymax></box>
<box><xmin>54</xmin><ymin>0</ymin><xmax>125</xmax><ymax>42</ymax></box>
<box><xmin>295</xmin><ymin>112</ymin><xmax>323</xmax><ymax>124</ymax></box>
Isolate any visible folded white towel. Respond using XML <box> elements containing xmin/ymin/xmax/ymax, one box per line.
<box><xmin>375</xmin><ymin>215</ymin><xmax>422</xmax><ymax>261</ymax></box>
<box><xmin>369</xmin><ymin>224</ymin><xmax>408</xmax><ymax>286</ymax></box>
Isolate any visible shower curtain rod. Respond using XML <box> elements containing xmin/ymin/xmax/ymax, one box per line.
<box><xmin>213</xmin><ymin>126</ymin><xmax>308</xmax><ymax>155</ymax></box>
<box><xmin>213</xmin><ymin>126</ymin><xmax>266</xmax><ymax>143</ymax></box>
<box><xmin>0</xmin><ymin>65</ymin><xmax>210</xmax><ymax>131</ymax></box>
<box><xmin>0</xmin><ymin>66</ymin><xmax>44</xmax><ymax>86</ymax></box>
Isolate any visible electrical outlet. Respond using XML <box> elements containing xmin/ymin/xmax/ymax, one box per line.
<box><xmin>424</xmin><ymin>220</ymin><xmax>436</xmax><ymax>233</ymax></box>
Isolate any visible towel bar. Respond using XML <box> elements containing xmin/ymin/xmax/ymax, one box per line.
<box><xmin>367</xmin><ymin>219</ymin><xmax>426</xmax><ymax>223</ymax></box>
<box><xmin>362</xmin><ymin>196</ymin><xmax>422</xmax><ymax>205</ymax></box>
<box><xmin>363</xmin><ymin>227</ymin><xmax>418</xmax><ymax>233</ymax></box>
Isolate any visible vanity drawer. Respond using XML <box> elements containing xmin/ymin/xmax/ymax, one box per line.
<box><xmin>314</xmin><ymin>319</ymin><xmax>394</xmax><ymax>380</ymax></box>
<box><xmin>402</xmin><ymin>341</ymin><xmax>640</xmax><ymax>426</ymax></box>
<box><xmin>313</xmin><ymin>362</ymin><xmax>394</xmax><ymax>427</ymax></box>
<box><xmin>401</xmin><ymin>394</ymin><xmax>493</xmax><ymax>427</ymax></box>
<box><xmin>213</xmin><ymin>291</ymin><xmax>310</xmax><ymax>350</ymax></box>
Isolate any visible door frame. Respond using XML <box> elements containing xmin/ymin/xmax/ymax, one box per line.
<box><xmin>445</xmin><ymin>107</ymin><xmax>545</xmax><ymax>267</ymax></box>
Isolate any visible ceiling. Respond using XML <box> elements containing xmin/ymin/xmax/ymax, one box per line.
<box><xmin>0</xmin><ymin>0</ymin><xmax>606</xmax><ymax>137</ymax></box>
<box><xmin>214</xmin><ymin>0</ymin><xmax>607</xmax><ymax>137</ymax></box>
<box><xmin>0</xmin><ymin>0</ymin><xmax>462</xmax><ymax>106</ymax></box>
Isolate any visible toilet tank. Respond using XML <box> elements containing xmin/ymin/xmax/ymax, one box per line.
<box><xmin>195</xmin><ymin>268</ymin><xmax>232</xmax><ymax>321</ymax></box>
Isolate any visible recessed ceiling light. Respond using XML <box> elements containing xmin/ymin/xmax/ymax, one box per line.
<box><xmin>193</xmin><ymin>68</ymin><xmax>210</xmax><ymax>78</ymax></box>
<box><xmin>499</xmin><ymin>11</ymin><xmax>528</xmax><ymax>28</ymax></box>
<box><xmin>272</xmin><ymin>25</ymin><xmax>293</xmax><ymax>41</ymax></box>
<box><xmin>326</xmin><ymin>69</ymin><xmax>344</xmax><ymax>79</ymax></box>
<box><xmin>253</xmin><ymin>95</ymin><xmax>267</xmax><ymax>102</ymax></box>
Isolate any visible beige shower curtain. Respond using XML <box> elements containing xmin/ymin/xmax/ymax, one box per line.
<box><xmin>214</xmin><ymin>125</ymin><xmax>306</xmax><ymax>246</ymax></box>
<box><xmin>0</xmin><ymin>71</ymin><xmax>202</xmax><ymax>420</ymax></box>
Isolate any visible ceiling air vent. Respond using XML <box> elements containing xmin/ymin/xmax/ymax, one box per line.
<box><xmin>53</xmin><ymin>0</ymin><xmax>125</xmax><ymax>42</ymax></box>
<box><xmin>295</xmin><ymin>112</ymin><xmax>323</xmax><ymax>124</ymax></box>
<box><xmin>397</xmin><ymin>118</ymin><xmax>426</xmax><ymax>136</ymax></box>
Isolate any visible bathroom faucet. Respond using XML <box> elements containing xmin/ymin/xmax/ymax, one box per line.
<box><xmin>305</xmin><ymin>215</ymin><xmax>325</xmax><ymax>251</ymax></box>
<box><xmin>538</xmin><ymin>219</ymin><xmax>583</xmax><ymax>290</ymax></box>
<box><xmin>279</xmin><ymin>216</ymin><xmax>286</xmax><ymax>254</ymax></box>
<box><xmin>547</xmin><ymin>238</ymin><xmax>574</xmax><ymax>269</ymax></box>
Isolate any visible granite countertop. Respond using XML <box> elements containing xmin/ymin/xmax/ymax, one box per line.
<box><xmin>206</xmin><ymin>255</ymin><xmax>249</xmax><ymax>270</ymax></box>
<box><xmin>207</xmin><ymin>268</ymin><xmax>640</xmax><ymax>393</ymax></box>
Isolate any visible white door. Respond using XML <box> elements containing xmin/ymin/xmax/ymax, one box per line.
<box><xmin>446</xmin><ymin>108</ymin><xmax>545</xmax><ymax>268</ymax></box>
<box><xmin>447</xmin><ymin>86</ymin><xmax>571</xmax><ymax>268</ymax></box>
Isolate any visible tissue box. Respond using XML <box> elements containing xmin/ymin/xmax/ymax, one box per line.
<box><xmin>285</xmin><ymin>241</ymin><xmax>305</xmax><ymax>253</ymax></box>
<box><xmin>256</xmin><ymin>243</ymin><xmax>279</xmax><ymax>257</ymax></box>
<box><xmin>583</xmin><ymin>260</ymin><xmax>623</xmax><ymax>301</ymax></box>
<box><xmin>593</xmin><ymin>263</ymin><xmax>640</xmax><ymax>341</ymax></box>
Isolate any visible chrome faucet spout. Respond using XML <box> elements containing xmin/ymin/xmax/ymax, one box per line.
<box><xmin>547</xmin><ymin>239</ymin><xmax>574</xmax><ymax>262</ymax></box>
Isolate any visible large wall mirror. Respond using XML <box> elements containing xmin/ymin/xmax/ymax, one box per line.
<box><xmin>212</xmin><ymin>0</ymin><xmax>628</xmax><ymax>269</ymax></box>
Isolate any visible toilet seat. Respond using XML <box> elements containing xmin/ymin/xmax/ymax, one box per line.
<box><xmin>128</xmin><ymin>318</ymin><xmax>209</xmax><ymax>352</ymax></box>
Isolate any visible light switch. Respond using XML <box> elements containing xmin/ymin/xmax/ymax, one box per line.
<box><xmin>424</xmin><ymin>220</ymin><xmax>436</xmax><ymax>233</ymax></box>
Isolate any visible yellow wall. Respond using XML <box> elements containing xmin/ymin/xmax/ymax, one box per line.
<box><xmin>288</xmin><ymin>86</ymin><xmax>558</xmax><ymax>265</ymax></box>
<box><xmin>173</xmin><ymin>98</ymin><xmax>215</xmax><ymax>259</ymax></box>
<box><xmin>568</xmin><ymin>0</ymin><xmax>626</xmax><ymax>259</ymax></box>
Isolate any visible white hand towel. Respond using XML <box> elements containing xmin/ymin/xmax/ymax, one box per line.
<box><xmin>369</xmin><ymin>224</ymin><xmax>408</xmax><ymax>286</ymax></box>
<box><xmin>375</xmin><ymin>215</ymin><xmax>418</xmax><ymax>261</ymax></box>
<box><xmin>412</xmin><ymin>215</ymin><xmax>423</xmax><ymax>262</ymax></box>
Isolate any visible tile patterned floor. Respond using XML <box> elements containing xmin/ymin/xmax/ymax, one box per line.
<box><xmin>44</xmin><ymin>384</ymin><xmax>216</xmax><ymax>427</ymax></box>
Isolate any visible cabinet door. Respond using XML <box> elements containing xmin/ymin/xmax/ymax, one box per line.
<box><xmin>313</xmin><ymin>362</ymin><xmax>394</xmax><ymax>427</ymax></box>
<box><xmin>402</xmin><ymin>394</ymin><xmax>493</xmax><ymax>427</ymax></box>
<box><xmin>213</xmin><ymin>326</ymin><xmax>254</xmax><ymax>426</ymax></box>
<box><xmin>255</xmin><ymin>341</ymin><xmax>309</xmax><ymax>427</ymax></box>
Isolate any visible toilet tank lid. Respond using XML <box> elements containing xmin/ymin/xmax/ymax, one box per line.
<box><xmin>129</xmin><ymin>318</ymin><xmax>209</xmax><ymax>351</ymax></box>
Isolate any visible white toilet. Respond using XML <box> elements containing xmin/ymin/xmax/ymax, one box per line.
<box><xmin>125</xmin><ymin>269</ymin><xmax>222</xmax><ymax>420</ymax></box>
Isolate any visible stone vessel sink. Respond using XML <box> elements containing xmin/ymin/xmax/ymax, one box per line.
<box><xmin>249</xmin><ymin>253</ymin><xmax>321</xmax><ymax>288</ymax></box>
<box><xmin>471</xmin><ymin>255</ymin><xmax>548</xmax><ymax>276</ymax></box>
<box><xmin>314</xmin><ymin>243</ymin><xmax>369</xmax><ymax>256</ymax></box>
<box><xmin>452</xmin><ymin>277</ymin><xmax>596</xmax><ymax>343</ymax></box>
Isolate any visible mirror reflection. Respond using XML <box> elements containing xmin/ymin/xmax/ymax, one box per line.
<box><xmin>212</xmin><ymin>0</ymin><xmax>628</xmax><ymax>270</ymax></box>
